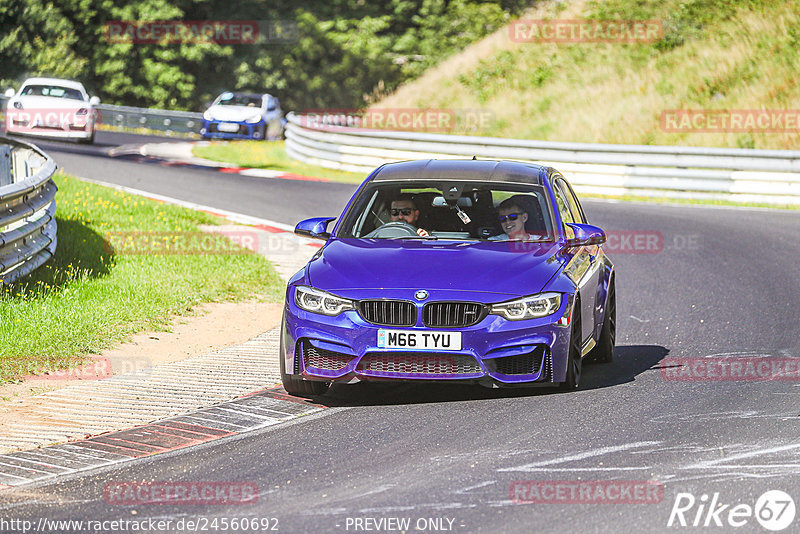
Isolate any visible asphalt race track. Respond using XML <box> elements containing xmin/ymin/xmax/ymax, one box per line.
<box><xmin>2</xmin><ymin>131</ymin><xmax>799</xmax><ymax>533</ymax></box>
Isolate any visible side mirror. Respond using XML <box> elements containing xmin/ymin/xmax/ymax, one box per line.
<box><xmin>565</xmin><ymin>223</ymin><xmax>606</xmax><ymax>247</ymax></box>
<box><xmin>89</xmin><ymin>96</ymin><xmax>101</xmax><ymax>106</ymax></box>
<box><xmin>4</xmin><ymin>88</ymin><xmax>15</xmax><ymax>98</ymax></box>
<box><xmin>295</xmin><ymin>217</ymin><xmax>336</xmax><ymax>240</ymax></box>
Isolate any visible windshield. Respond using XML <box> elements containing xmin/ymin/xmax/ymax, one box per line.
<box><xmin>216</xmin><ymin>93</ymin><xmax>262</xmax><ymax>107</ymax></box>
<box><xmin>338</xmin><ymin>181</ymin><xmax>556</xmax><ymax>241</ymax></box>
<box><xmin>20</xmin><ymin>85</ymin><xmax>84</xmax><ymax>100</ymax></box>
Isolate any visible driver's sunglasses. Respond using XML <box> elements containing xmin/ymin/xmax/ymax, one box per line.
<box><xmin>391</xmin><ymin>208</ymin><xmax>414</xmax><ymax>216</ymax></box>
<box><xmin>498</xmin><ymin>212</ymin><xmax>522</xmax><ymax>223</ymax></box>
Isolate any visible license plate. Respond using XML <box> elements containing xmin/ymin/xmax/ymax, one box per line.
<box><xmin>217</xmin><ymin>122</ymin><xmax>240</xmax><ymax>132</ymax></box>
<box><xmin>377</xmin><ymin>330</ymin><xmax>462</xmax><ymax>350</ymax></box>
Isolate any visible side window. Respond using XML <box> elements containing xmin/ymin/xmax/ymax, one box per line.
<box><xmin>556</xmin><ymin>177</ymin><xmax>586</xmax><ymax>223</ymax></box>
<box><xmin>552</xmin><ymin>183</ymin><xmax>574</xmax><ymax>226</ymax></box>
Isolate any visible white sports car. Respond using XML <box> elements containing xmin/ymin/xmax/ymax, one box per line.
<box><xmin>4</xmin><ymin>77</ymin><xmax>101</xmax><ymax>144</ymax></box>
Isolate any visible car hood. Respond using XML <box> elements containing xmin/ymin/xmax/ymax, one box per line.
<box><xmin>306</xmin><ymin>238</ymin><xmax>566</xmax><ymax>300</ymax></box>
<box><xmin>13</xmin><ymin>96</ymin><xmax>89</xmax><ymax>110</ymax></box>
<box><xmin>205</xmin><ymin>105</ymin><xmax>263</xmax><ymax>122</ymax></box>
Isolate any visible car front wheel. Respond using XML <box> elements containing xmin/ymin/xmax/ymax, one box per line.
<box><xmin>560</xmin><ymin>305</ymin><xmax>582</xmax><ymax>390</ymax></box>
<box><xmin>587</xmin><ymin>276</ymin><xmax>615</xmax><ymax>364</ymax></box>
<box><xmin>78</xmin><ymin>131</ymin><xmax>95</xmax><ymax>145</ymax></box>
<box><xmin>279</xmin><ymin>324</ymin><xmax>330</xmax><ymax>397</ymax></box>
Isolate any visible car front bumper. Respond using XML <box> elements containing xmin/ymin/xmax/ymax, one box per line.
<box><xmin>282</xmin><ymin>290</ymin><xmax>573</xmax><ymax>388</ymax></box>
<box><xmin>201</xmin><ymin>120</ymin><xmax>264</xmax><ymax>140</ymax></box>
<box><xmin>6</xmin><ymin>120</ymin><xmax>93</xmax><ymax>139</ymax></box>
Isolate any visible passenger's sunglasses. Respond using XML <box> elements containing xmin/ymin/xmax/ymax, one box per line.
<box><xmin>391</xmin><ymin>208</ymin><xmax>414</xmax><ymax>216</ymax></box>
<box><xmin>498</xmin><ymin>213</ymin><xmax>523</xmax><ymax>223</ymax></box>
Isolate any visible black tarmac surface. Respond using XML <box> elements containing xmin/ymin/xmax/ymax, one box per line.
<box><xmin>2</xmin><ymin>131</ymin><xmax>798</xmax><ymax>534</ymax></box>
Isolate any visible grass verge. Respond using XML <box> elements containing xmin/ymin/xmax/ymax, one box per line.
<box><xmin>193</xmin><ymin>140</ymin><xmax>366</xmax><ymax>184</ymax></box>
<box><xmin>377</xmin><ymin>0</ymin><xmax>800</xmax><ymax>150</ymax></box>
<box><xmin>0</xmin><ymin>173</ymin><xmax>284</xmax><ymax>383</ymax></box>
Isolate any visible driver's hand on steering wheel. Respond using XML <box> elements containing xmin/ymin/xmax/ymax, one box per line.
<box><xmin>417</xmin><ymin>228</ymin><xmax>429</xmax><ymax>237</ymax></box>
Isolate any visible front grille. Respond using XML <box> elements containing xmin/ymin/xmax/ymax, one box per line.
<box><xmin>357</xmin><ymin>353</ymin><xmax>482</xmax><ymax>376</ymax></box>
<box><xmin>358</xmin><ymin>300</ymin><xmax>416</xmax><ymax>326</ymax></box>
<box><xmin>493</xmin><ymin>347</ymin><xmax>546</xmax><ymax>375</ymax></box>
<box><xmin>301</xmin><ymin>341</ymin><xmax>352</xmax><ymax>371</ymax></box>
<box><xmin>423</xmin><ymin>302</ymin><xmax>486</xmax><ymax>328</ymax></box>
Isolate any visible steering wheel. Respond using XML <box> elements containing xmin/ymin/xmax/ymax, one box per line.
<box><xmin>364</xmin><ymin>221</ymin><xmax>419</xmax><ymax>238</ymax></box>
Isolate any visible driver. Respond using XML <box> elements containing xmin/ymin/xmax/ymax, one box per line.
<box><xmin>389</xmin><ymin>194</ymin><xmax>429</xmax><ymax>237</ymax></box>
<box><xmin>489</xmin><ymin>197</ymin><xmax>542</xmax><ymax>241</ymax></box>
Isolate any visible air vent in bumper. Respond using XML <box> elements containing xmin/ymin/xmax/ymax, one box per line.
<box><xmin>357</xmin><ymin>352</ymin><xmax>482</xmax><ymax>376</ymax></box>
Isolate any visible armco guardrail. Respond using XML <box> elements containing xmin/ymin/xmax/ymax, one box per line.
<box><xmin>0</xmin><ymin>94</ymin><xmax>201</xmax><ymax>135</ymax></box>
<box><xmin>96</xmin><ymin>103</ymin><xmax>203</xmax><ymax>135</ymax></box>
<box><xmin>284</xmin><ymin>112</ymin><xmax>800</xmax><ymax>205</ymax></box>
<box><xmin>0</xmin><ymin>136</ymin><xmax>58</xmax><ymax>284</ymax></box>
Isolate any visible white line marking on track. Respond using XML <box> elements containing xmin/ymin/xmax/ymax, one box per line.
<box><xmin>454</xmin><ymin>481</ymin><xmax>496</xmax><ymax>494</ymax></box>
<box><xmin>497</xmin><ymin>441</ymin><xmax>661</xmax><ymax>472</ymax></box>
<box><xmin>686</xmin><ymin>443</ymin><xmax>800</xmax><ymax>469</ymax></box>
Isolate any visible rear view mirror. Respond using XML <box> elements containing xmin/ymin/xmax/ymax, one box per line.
<box><xmin>295</xmin><ymin>217</ymin><xmax>336</xmax><ymax>240</ymax></box>
<box><xmin>4</xmin><ymin>88</ymin><xmax>14</xmax><ymax>98</ymax></box>
<box><xmin>89</xmin><ymin>96</ymin><xmax>101</xmax><ymax>106</ymax></box>
<box><xmin>565</xmin><ymin>223</ymin><xmax>606</xmax><ymax>247</ymax></box>
<box><xmin>432</xmin><ymin>196</ymin><xmax>472</xmax><ymax>207</ymax></box>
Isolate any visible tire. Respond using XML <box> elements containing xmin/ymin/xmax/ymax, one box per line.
<box><xmin>279</xmin><ymin>325</ymin><xmax>329</xmax><ymax>397</ymax></box>
<box><xmin>560</xmin><ymin>305</ymin><xmax>582</xmax><ymax>390</ymax></box>
<box><xmin>587</xmin><ymin>276</ymin><xmax>616</xmax><ymax>364</ymax></box>
<box><xmin>78</xmin><ymin>131</ymin><xmax>95</xmax><ymax>145</ymax></box>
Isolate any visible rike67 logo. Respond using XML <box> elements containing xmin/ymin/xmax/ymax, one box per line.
<box><xmin>668</xmin><ymin>490</ymin><xmax>796</xmax><ymax>531</ymax></box>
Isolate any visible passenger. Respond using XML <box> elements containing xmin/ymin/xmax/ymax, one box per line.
<box><xmin>490</xmin><ymin>197</ymin><xmax>541</xmax><ymax>241</ymax></box>
<box><xmin>389</xmin><ymin>194</ymin><xmax>429</xmax><ymax>237</ymax></box>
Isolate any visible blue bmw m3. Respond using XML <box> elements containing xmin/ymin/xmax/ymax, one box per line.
<box><xmin>281</xmin><ymin>159</ymin><xmax>615</xmax><ymax>396</ymax></box>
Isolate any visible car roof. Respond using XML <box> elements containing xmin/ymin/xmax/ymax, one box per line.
<box><xmin>369</xmin><ymin>159</ymin><xmax>548</xmax><ymax>184</ymax></box>
<box><xmin>226</xmin><ymin>92</ymin><xmax>268</xmax><ymax>99</ymax></box>
<box><xmin>20</xmin><ymin>77</ymin><xmax>87</xmax><ymax>91</ymax></box>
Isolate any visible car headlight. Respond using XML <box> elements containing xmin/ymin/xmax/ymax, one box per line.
<box><xmin>12</xmin><ymin>101</ymin><xmax>22</xmax><ymax>109</ymax></box>
<box><xmin>294</xmin><ymin>286</ymin><xmax>354</xmax><ymax>316</ymax></box>
<box><xmin>203</xmin><ymin>111</ymin><xmax>214</xmax><ymax>121</ymax></box>
<box><xmin>245</xmin><ymin>115</ymin><xmax>263</xmax><ymax>124</ymax></box>
<box><xmin>490</xmin><ymin>292</ymin><xmax>562</xmax><ymax>321</ymax></box>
